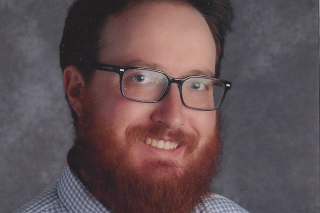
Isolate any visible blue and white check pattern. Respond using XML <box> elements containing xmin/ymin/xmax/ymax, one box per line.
<box><xmin>14</xmin><ymin>165</ymin><xmax>249</xmax><ymax>213</ymax></box>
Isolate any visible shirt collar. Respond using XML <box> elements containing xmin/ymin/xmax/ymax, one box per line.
<box><xmin>57</xmin><ymin>164</ymin><xmax>110</xmax><ymax>213</ymax></box>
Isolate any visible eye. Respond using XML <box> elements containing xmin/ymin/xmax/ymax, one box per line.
<box><xmin>190</xmin><ymin>81</ymin><xmax>206</xmax><ymax>90</ymax></box>
<box><xmin>132</xmin><ymin>74</ymin><xmax>152</xmax><ymax>84</ymax></box>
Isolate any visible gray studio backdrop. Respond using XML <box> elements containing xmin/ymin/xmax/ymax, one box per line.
<box><xmin>1</xmin><ymin>1</ymin><xmax>319</xmax><ymax>213</ymax></box>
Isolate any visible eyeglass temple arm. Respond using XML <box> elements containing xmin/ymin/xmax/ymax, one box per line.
<box><xmin>88</xmin><ymin>63</ymin><xmax>126</xmax><ymax>74</ymax></box>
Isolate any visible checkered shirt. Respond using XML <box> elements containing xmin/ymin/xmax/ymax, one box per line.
<box><xmin>14</xmin><ymin>166</ymin><xmax>249</xmax><ymax>213</ymax></box>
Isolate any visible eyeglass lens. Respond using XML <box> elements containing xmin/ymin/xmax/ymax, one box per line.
<box><xmin>121</xmin><ymin>69</ymin><xmax>225</xmax><ymax>110</ymax></box>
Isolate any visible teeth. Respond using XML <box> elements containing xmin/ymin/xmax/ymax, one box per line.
<box><xmin>151</xmin><ymin>139</ymin><xmax>157</xmax><ymax>147</ymax></box>
<box><xmin>164</xmin><ymin>141</ymin><xmax>171</xmax><ymax>149</ymax></box>
<box><xmin>144</xmin><ymin>138</ymin><xmax>179</xmax><ymax>150</ymax></box>
<box><xmin>157</xmin><ymin>140</ymin><xmax>164</xmax><ymax>149</ymax></box>
<box><xmin>174</xmin><ymin>142</ymin><xmax>178</xmax><ymax>149</ymax></box>
<box><xmin>146</xmin><ymin>138</ymin><xmax>152</xmax><ymax>145</ymax></box>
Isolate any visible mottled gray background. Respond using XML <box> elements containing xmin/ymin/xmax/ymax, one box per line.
<box><xmin>1</xmin><ymin>0</ymin><xmax>319</xmax><ymax>213</ymax></box>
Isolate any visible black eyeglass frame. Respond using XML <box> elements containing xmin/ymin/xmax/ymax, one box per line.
<box><xmin>88</xmin><ymin>63</ymin><xmax>232</xmax><ymax>111</ymax></box>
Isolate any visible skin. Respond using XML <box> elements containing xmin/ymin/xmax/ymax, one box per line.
<box><xmin>63</xmin><ymin>1</ymin><xmax>218</xmax><ymax>180</ymax></box>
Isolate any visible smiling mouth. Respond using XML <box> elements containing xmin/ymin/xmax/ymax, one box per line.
<box><xmin>144</xmin><ymin>137</ymin><xmax>179</xmax><ymax>150</ymax></box>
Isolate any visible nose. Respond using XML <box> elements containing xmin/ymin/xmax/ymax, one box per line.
<box><xmin>150</xmin><ymin>85</ymin><xmax>185</xmax><ymax>129</ymax></box>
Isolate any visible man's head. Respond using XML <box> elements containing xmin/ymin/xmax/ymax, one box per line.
<box><xmin>61</xmin><ymin>0</ymin><xmax>233</xmax><ymax>213</ymax></box>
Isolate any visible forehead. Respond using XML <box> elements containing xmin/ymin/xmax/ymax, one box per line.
<box><xmin>99</xmin><ymin>1</ymin><xmax>217</xmax><ymax>76</ymax></box>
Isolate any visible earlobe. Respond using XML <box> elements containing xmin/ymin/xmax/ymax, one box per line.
<box><xmin>63</xmin><ymin>66</ymin><xmax>86</xmax><ymax>117</ymax></box>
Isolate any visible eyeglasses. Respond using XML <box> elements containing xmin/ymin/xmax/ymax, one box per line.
<box><xmin>88</xmin><ymin>63</ymin><xmax>232</xmax><ymax>111</ymax></box>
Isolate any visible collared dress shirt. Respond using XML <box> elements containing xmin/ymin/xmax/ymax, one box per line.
<box><xmin>14</xmin><ymin>166</ymin><xmax>249</xmax><ymax>213</ymax></box>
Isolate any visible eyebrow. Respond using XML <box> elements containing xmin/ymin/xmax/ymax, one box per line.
<box><xmin>124</xmin><ymin>59</ymin><xmax>215</xmax><ymax>78</ymax></box>
<box><xmin>124</xmin><ymin>59</ymin><xmax>163</xmax><ymax>70</ymax></box>
<box><xmin>187</xmin><ymin>69</ymin><xmax>215</xmax><ymax>78</ymax></box>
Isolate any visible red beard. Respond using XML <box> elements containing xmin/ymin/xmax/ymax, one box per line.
<box><xmin>68</xmin><ymin>114</ymin><xmax>221</xmax><ymax>213</ymax></box>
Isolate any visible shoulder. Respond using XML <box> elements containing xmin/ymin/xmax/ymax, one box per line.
<box><xmin>195</xmin><ymin>193</ymin><xmax>249</xmax><ymax>213</ymax></box>
<box><xmin>12</xmin><ymin>182</ymin><xmax>68</xmax><ymax>213</ymax></box>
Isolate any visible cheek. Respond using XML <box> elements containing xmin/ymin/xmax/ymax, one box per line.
<box><xmin>192</xmin><ymin>111</ymin><xmax>216</xmax><ymax>133</ymax></box>
<box><xmin>110</xmin><ymin>101</ymin><xmax>149</xmax><ymax>122</ymax></box>
<box><xmin>92</xmin><ymin>98</ymin><xmax>154</xmax><ymax>141</ymax></box>
<box><xmin>190</xmin><ymin>111</ymin><xmax>217</xmax><ymax>148</ymax></box>
<box><xmin>83</xmin><ymin>71</ymin><xmax>122</xmax><ymax>113</ymax></box>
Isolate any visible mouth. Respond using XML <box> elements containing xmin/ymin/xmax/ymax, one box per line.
<box><xmin>144</xmin><ymin>137</ymin><xmax>179</xmax><ymax>150</ymax></box>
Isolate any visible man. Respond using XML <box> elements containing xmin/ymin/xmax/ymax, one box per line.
<box><xmin>14</xmin><ymin>0</ymin><xmax>249</xmax><ymax>212</ymax></box>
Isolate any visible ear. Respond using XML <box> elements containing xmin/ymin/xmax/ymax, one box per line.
<box><xmin>63</xmin><ymin>66</ymin><xmax>86</xmax><ymax>117</ymax></box>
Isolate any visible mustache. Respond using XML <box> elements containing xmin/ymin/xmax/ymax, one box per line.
<box><xmin>126</xmin><ymin>124</ymin><xmax>198</xmax><ymax>149</ymax></box>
